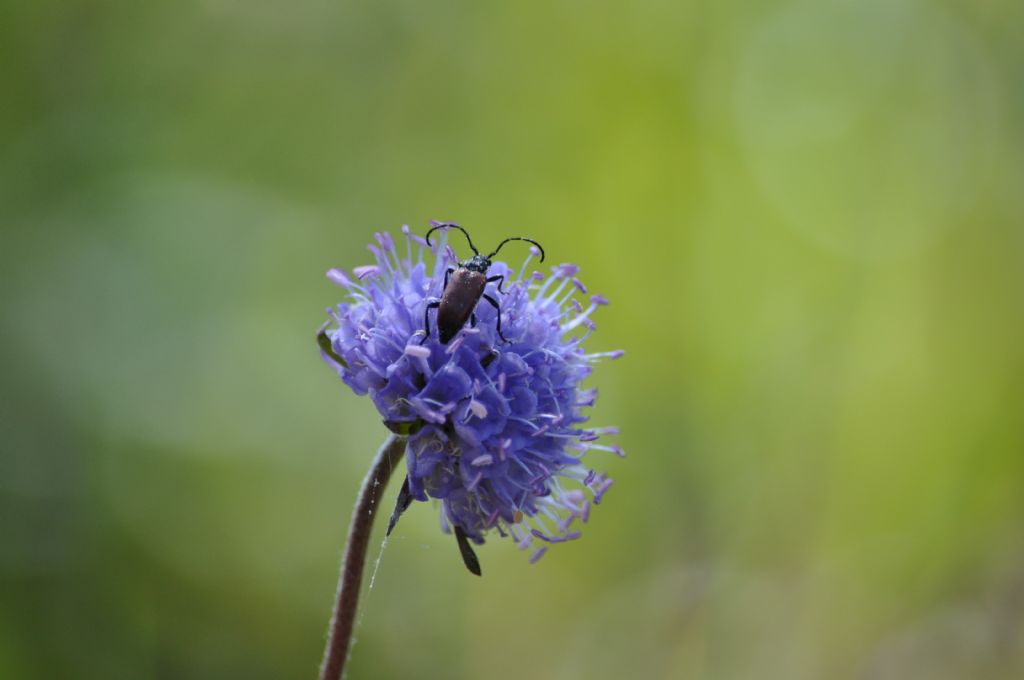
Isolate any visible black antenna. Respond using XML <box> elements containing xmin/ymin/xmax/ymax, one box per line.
<box><xmin>487</xmin><ymin>236</ymin><xmax>545</xmax><ymax>262</ymax></box>
<box><xmin>425</xmin><ymin>222</ymin><xmax>479</xmax><ymax>256</ymax></box>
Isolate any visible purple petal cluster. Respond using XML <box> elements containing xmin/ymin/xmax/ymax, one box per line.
<box><xmin>320</xmin><ymin>226</ymin><xmax>623</xmax><ymax>562</ymax></box>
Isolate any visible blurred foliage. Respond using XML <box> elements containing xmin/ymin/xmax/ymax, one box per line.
<box><xmin>3</xmin><ymin>0</ymin><xmax>1024</xmax><ymax>678</ymax></box>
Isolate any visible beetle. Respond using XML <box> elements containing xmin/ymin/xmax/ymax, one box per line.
<box><xmin>420</xmin><ymin>222</ymin><xmax>545</xmax><ymax>345</ymax></box>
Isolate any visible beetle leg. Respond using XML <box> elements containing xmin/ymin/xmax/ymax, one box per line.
<box><xmin>480</xmin><ymin>348</ymin><xmax>499</xmax><ymax>369</ymax></box>
<box><xmin>482</xmin><ymin>294</ymin><xmax>508</xmax><ymax>343</ymax></box>
<box><xmin>420</xmin><ymin>298</ymin><xmax>441</xmax><ymax>345</ymax></box>
<box><xmin>471</xmin><ymin>312</ymin><xmax>477</xmax><ymax>328</ymax></box>
<box><xmin>444</xmin><ymin>267</ymin><xmax>454</xmax><ymax>289</ymax></box>
<box><xmin>486</xmin><ymin>274</ymin><xmax>505</xmax><ymax>294</ymax></box>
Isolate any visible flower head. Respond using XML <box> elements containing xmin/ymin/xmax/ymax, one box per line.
<box><xmin>319</xmin><ymin>224</ymin><xmax>622</xmax><ymax>566</ymax></box>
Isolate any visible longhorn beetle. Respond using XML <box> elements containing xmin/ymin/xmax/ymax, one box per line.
<box><xmin>420</xmin><ymin>222</ymin><xmax>545</xmax><ymax>345</ymax></box>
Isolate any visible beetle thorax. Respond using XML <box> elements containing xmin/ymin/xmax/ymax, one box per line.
<box><xmin>463</xmin><ymin>255</ymin><xmax>491</xmax><ymax>273</ymax></box>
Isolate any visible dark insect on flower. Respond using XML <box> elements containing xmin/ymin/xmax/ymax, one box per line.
<box><xmin>420</xmin><ymin>222</ymin><xmax>545</xmax><ymax>345</ymax></box>
<box><xmin>319</xmin><ymin>223</ymin><xmax>623</xmax><ymax>573</ymax></box>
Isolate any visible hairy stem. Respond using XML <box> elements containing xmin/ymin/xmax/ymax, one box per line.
<box><xmin>320</xmin><ymin>434</ymin><xmax>407</xmax><ymax>680</ymax></box>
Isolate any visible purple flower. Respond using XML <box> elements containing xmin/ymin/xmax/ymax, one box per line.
<box><xmin>319</xmin><ymin>225</ymin><xmax>623</xmax><ymax>566</ymax></box>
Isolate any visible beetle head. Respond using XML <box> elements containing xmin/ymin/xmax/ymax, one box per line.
<box><xmin>464</xmin><ymin>254</ymin><xmax>491</xmax><ymax>273</ymax></box>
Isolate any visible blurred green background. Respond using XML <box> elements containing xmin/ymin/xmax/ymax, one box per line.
<box><xmin>3</xmin><ymin>0</ymin><xmax>1023</xmax><ymax>678</ymax></box>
